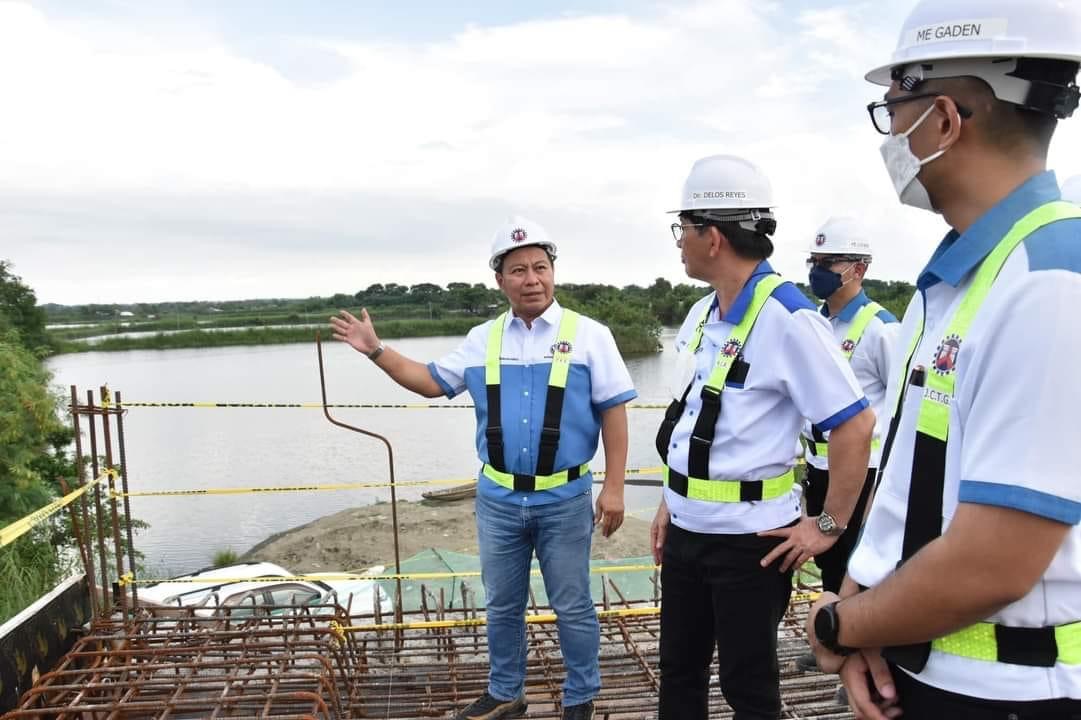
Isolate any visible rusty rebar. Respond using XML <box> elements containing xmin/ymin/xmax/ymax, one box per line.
<box><xmin>113</xmin><ymin>390</ymin><xmax>140</xmax><ymax>612</ymax></box>
<box><xmin>315</xmin><ymin>333</ymin><xmax>403</xmax><ymax>614</ymax></box>
<box><xmin>84</xmin><ymin>388</ymin><xmax>112</xmax><ymax>610</ymax></box>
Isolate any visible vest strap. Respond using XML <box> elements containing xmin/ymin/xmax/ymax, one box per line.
<box><xmin>664</xmin><ymin>465</ymin><xmax>796</xmax><ymax>503</ymax></box>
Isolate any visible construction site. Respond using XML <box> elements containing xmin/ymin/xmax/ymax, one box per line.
<box><xmin>0</xmin><ymin>341</ymin><xmax>853</xmax><ymax>720</ymax></box>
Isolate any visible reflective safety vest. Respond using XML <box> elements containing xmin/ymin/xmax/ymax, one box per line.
<box><xmin>481</xmin><ymin>309</ymin><xmax>584</xmax><ymax>491</ymax></box>
<box><xmin>656</xmin><ymin>274</ymin><xmax>796</xmax><ymax>502</ymax></box>
<box><xmin>807</xmin><ymin>301</ymin><xmax>885</xmax><ymax>459</ymax></box>
<box><xmin>879</xmin><ymin>201</ymin><xmax>1081</xmax><ymax>672</ymax></box>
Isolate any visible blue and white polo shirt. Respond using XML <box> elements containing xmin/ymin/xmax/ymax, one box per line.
<box><xmin>664</xmin><ymin>260</ymin><xmax>868</xmax><ymax>535</ymax></box>
<box><xmin>428</xmin><ymin>299</ymin><xmax>637</xmax><ymax>506</ymax></box>
<box><xmin>802</xmin><ymin>291</ymin><xmax>900</xmax><ymax>471</ymax></box>
<box><xmin>848</xmin><ymin>171</ymin><xmax>1081</xmax><ymax>701</ymax></box>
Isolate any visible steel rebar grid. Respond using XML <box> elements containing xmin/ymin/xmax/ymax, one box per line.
<box><xmin>4</xmin><ymin>589</ymin><xmax>852</xmax><ymax>720</ymax></box>
<box><xmin>346</xmin><ymin>590</ymin><xmax>851</xmax><ymax>720</ymax></box>
<box><xmin>4</xmin><ymin>605</ymin><xmax>357</xmax><ymax>719</ymax></box>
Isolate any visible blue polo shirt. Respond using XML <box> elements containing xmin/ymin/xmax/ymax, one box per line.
<box><xmin>429</xmin><ymin>299</ymin><xmax>636</xmax><ymax>506</ymax></box>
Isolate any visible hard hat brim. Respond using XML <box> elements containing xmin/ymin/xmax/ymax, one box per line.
<box><xmin>866</xmin><ymin>50</ymin><xmax>1081</xmax><ymax>86</ymax></box>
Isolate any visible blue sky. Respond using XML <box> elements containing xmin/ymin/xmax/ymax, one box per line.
<box><xmin>3</xmin><ymin>0</ymin><xmax>1081</xmax><ymax>304</ymax></box>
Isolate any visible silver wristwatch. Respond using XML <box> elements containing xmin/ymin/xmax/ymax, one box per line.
<box><xmin>816</xmin><ymin>511</ymin><xmax>845</xmax><ymax>536</ymax></box>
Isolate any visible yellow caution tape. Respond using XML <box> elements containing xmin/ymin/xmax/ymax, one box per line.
<box><xmin>126</xmin><ymin>563</ymin><xmax>662</xmax><ymax>586</ymax></box>
<box><xmin>110</xmin><ymin>466</ymin><xmax>669</xmax><ymax>499</ymax></box>
<box><xmin>117</xmin><ymin>572</ymin><xmax>135</xmax><ymax>587</ymax></box>
<box><xmin>118</xmin><ymin>401</ymin><xmax>671</xmax><ymax>410</ymax></box>
<box><xmin>0</xmin><ymin>471</ymin><xmax>114</xmax><ymax>548</ymax></box>
<box><xmin>337</xmin><ymin>606</ymin><xmax>662</xmax><ymax>633</ymax></box>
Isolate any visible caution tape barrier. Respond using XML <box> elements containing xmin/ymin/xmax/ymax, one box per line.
<box><xmin>331</xmin><ymin>596</ymin><xmax>821</xmax><ymax>636</ymax></box>
<box><xmin>1</xmin><ymin>471</ymin><xmax>116</xmax><ymax>549</ymax></box>
<box><xmin>121</xmin><ymin>563</ymin><xmax>662</xmax><ymax>586</ymax></box>
<box><xmin>110</xmin><ymin>465</ymin><xmax>669</xmax><ymax>499</ymax></box>
<box><xmin>332</xmin><ymin>606</ymin><xmax>663</xmax><ymax>635</ymax></box>
<box><xmin>115</xmin><ymin>401</ymin><xmax>673</xmax><ymax>410</ymax></box>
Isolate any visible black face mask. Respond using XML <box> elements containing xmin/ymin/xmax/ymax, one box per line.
<box><xmin>808</xmin><ymin>264</ymin><xmax>844</xmax><ymax>299</ymax></box>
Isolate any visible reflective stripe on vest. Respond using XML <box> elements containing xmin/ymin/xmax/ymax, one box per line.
<box><xmin>841</xmin><ymin>301</ymin><xmax>885</xmax><ymax>360</ymax></box>
<box><xmin>808</xmin><ymin>300</ymin><xmax>884</xmax><ymax>459</ymax></box>
<box><xmin>879</xmin><ymin>200</ymin><xmax>1081</xmax><ymax>673</ymax></box>
<box><xmin>482</xmin><ymin>463</ymin><xmax>589</xmax><ymax>492</ymax></box>
<box><xmin>687</xmin><ymin>274</ymin><xmax>784</xmax><ymax>480</ymax></box>
<box><xmin>482</xmin><ymin>309</ymin><xmax>581</xmax><ymax>489</ymax></box>
<box><xmin>654</xmin><ymin>274</ymin><xmax>788</xmax><ymax>501</ymax></box>
<box><xmin>931</xmin><ymin>620</ymin><xmax>1081</xmax><ymax>666</ymax></box>
<box><xmin>664</xmin><ymin>465</ymin><xmax>796</xmax><ymax>503</ymax></box>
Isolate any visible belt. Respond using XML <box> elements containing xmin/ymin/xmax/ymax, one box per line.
<box><xmin>481</xmin><ymin>463</ymin><xmax>589</xmax><ymax>492</ymax></box>
<box><xmin>932</xmin><ymin>620</ymin><xmax>1081</xmax><ymax>667</ymax></box>
<box><xmin>664</xmin><ymin>465</ymin><xmax>796</xmax><ymax>502</ymax></box>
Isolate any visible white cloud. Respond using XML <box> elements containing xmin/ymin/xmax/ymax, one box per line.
<box><xmin>1</xmin><ymin>0</ymin><xmax>1079</xmax><ymax>304</ymax></box>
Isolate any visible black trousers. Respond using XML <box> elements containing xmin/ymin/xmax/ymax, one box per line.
<box><xmin>658</xmin><ymin>523</ymin><xmax>794</xmax><ymax>720</ymax></box>
<box><xmin>893</xmin><ymin>667</ymin><xmax>1081</xmax><ymax>719</ymax></box>
<box><xmin>803</xmin><ymin>465</ymin><xmax>876</xmax><ymax>593</ymax></box>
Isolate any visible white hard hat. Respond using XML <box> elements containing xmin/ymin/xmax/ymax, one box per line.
<box><xmin>1062</xmin><ymin>175</ymin><xmax>1081</xmax><ymax>204</ymax></box>
<box><xmin>488</xmin><ymin>215</ymin><xmax>558</xmax><ymax>271</ymax></box>
<box><xmin>809</xmin><ymin>217</ymin><xmax>873</xmax><ymax>257</ymax></box>
<box><xmin>670</xmin><ymin>154</ymin><xmax>775</xmax><ymax>213</ymax></box>
<box><xmin>866</xmin><ymin>0</ymin><xmax>1081</xmax><ymax>118</ymax></box>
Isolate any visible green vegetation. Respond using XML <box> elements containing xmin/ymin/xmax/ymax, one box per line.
<box><xmin>212</xmin><ymin>548</ymin><xmax>239</xmax><ymax>568</ymax></box>
<box><xmin>45</xmin><ymin>276</ymin><xmax>917</xmax><ymax>358</ymax></box>
<box><xmin>0</xmin><ymin>262</ymin><xmax>77</xmax><ymax>623</ymax></box>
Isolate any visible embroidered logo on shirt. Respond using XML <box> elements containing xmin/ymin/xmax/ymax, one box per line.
<box><xmin>550</xmin><ymin>340</ymin><xmax>573</xmax><ymax>355</ymax></box>
<box><xmin>511</xmin><ymin>227</ymin><xmax>528</xmax><ymax>243</ymax></box>
<box><xmin>933</xmin><ymin>334</ymin><xmax>961</xmax><ymax>375</ymax></box>
<box><xmin>841</xmin><ymin>338</ymin><xmax>856</xmax><ymax>354</ymax></box>
<box><xmin>722</xmin><ymin>338</ymin><xmax>742</xmax><ymax>357</ymax></box>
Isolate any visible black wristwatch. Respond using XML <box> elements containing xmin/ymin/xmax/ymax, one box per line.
<box><xmin>814</xmin><ymin>601</ymin><xmax>854</xmax><ymax>656</ymax></box>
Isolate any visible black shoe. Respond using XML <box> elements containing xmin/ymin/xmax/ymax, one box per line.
<box><xmin>562</xmin><ymin>701</ymin><xmax>595</xmax><ymax>720</ymax></box>
<box><xmin>454</xmin><ymin>692</ymin><xmax>527</xmax><ymax>720</ymax></box>
<box><xmin>795</xmin><ymin>651</ymin><xmax>819</xmax><ymax>672</ymax></box>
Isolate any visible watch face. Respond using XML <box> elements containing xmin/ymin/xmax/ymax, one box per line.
<box><xmin>817</xmin><ymin>513</ymin><xmax>837</xmax><ymax>534</ymax></box>
<box><xmin>815</xmin><ymin>604</ymin><xmax>837</xmax><ymax>645</ymax></box>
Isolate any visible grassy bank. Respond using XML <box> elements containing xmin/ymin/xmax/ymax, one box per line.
<box><xmin>56</xmin><ymin>318</ymin><xmax>483</xmax><ymax>353</ymax></box>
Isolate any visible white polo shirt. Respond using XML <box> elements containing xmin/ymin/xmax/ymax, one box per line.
<box><xmin>848</xmin><ymin>172</ymin><xmax>1081</xmax><ymax>701</ymax></box>
<box><xmin>802</xmin><ymin>291</ymin><xmax>900</xmax><ymax>471</ymax></box>
<box><xmin>663</xmin><ymin>261</ymin><xmax>868</xmax><ymax>535</ymax></box>
<box><xmin>428</xmin><ymin>299</ymin><xmax>637</xmax><ymax>506</ymax></box>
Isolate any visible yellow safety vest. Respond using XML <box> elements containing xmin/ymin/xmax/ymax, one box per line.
<box><xmin>880</xmin><ymin>200</ymin><xmax>1081</xmax><ymax>671</ymax></box>
<box><xmin>658</xmin><ymin>274</ymin><xmax>796</xmax><ymax>503</ymax></box>
<box><xmin>480</xmin><ymin>309</ymin><xmax>585</xmax><ymax>491</ymax></box>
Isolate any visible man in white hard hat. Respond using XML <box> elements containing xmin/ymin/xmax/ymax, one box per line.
<box><xmin>797</xmin><ymin>218</ymin><xmax>899</xmax><ymax>677</ymax></box>
<box><xmin>806</xmin><ymin>1</ymin><xmax>1081</xmax><ymax>718</ymax></box>
<box><xmin>651</xmin><ymin>154</ymin><xmax>875</xmax><ymax>720</ymax></box>
<box><xmin>331</xmin><ymin>216</ymin><xmax>635</xmax><ymax>720</ymax></box>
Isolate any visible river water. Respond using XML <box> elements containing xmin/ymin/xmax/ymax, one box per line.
<box><xmin>46</xmin><ymin>334</ymin><xmax>677</xmax><ymax>574</ymax></box>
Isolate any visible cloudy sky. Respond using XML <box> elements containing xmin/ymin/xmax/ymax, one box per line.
<box><xmin>3</xmin><ymin>0</ymin><xmax>1081</xmax><ymax>305</ymax></box>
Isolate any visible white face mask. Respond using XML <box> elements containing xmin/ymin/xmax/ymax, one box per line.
<box><xmin>880</xmin><ymin>103</ymin><xmax>947</xmax><ymax>212</ymax></box>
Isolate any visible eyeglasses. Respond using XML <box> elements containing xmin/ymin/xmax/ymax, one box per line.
<box><xmin>805</xmin><ymin>256</ymin><xmax>863</xmax><ymax>270</ymax></box>
<box><xmin>866</xmin><ymin>93</ymin><xmax>972</xmax><ymax>135</ymax></box>
<box><xmin>670</xmin><ymin>222</ymin><xmax>706</xmax><ymax>242</ymax></box>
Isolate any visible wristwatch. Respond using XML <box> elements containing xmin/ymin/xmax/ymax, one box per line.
<box><xmin>814</xmin><ymin>601</ymin><xmax>854</xmax><ymax>656</ymax></box>
<box><xmin>816</xmin><ymin>511</ymin><xmax>845</xmax><ymax>536</ymax></box>
<box><xmin>367</xmin><ymin>342</ymin><xmax>386</xmax><ymax>362</ymax></box>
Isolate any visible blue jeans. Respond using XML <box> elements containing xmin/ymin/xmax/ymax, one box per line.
<box><xmin>475</xmin><ymin>491</ymin><xmax>600</xmax><ymax>706</ymax></box>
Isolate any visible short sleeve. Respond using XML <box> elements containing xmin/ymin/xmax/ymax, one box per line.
<box><xmin>958</xmin><ymin>274</ymin><xmax>1081</xmax><ymax>524</ymax></box>
<box><xmin>428</xmin><ymin>324</ymin><xmax>486</xmax><ymax>399</ymax></box>
<box><xmin>588</xmin><ymin>323</ymin><xmax>637</xmax><ymax>410</ymax></box>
